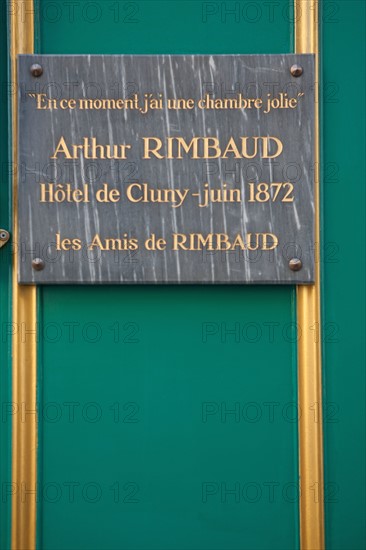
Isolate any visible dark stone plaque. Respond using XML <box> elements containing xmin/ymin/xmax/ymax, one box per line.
<box><xmin>18</xmin><ymin>54</ymin><xmax>315</xmax><ymax>284</ymax></box>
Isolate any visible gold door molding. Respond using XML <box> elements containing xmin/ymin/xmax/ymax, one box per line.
<box><xmin>296</xmin><ymin>1</ymin><xmax>325</xmax><ymax>548</ymax></box>
<box><xmin>10</xmin><ymin>1</ymin><xmax>37</xmax><ymax>549</ymax></box>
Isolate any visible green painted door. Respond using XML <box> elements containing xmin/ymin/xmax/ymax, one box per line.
<box><xmin>1</xmin><ymin>1</ymin><xmax>365</xmax><ymax>549</ymax></box>
<box><xmin>39</xmin><ymin>286</ymin><xmax>298</xmax><ymax>549</ymax></box>
<box><xmin>36</xmin><ymin>1</ymin><xmax>298</xmax><ymax>548</ymax></box>
<box><xmin>322</xmin><ymin>1</ymin><xmax>365</xmax><ymax>548</ymax></box>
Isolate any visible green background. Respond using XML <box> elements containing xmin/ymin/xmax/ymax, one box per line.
<box><xmin>0</xmin><ymin>1</ymin><xmax>364</xmax><ymax>549</ymax></box>
<box><xmin>37</xmin><ymin>1</ymin><xmax>298</xmax><ymax>548</ymax></box>
<box><xmin>322</xmin><ymin>1</ymin><xmax>365</xmax><ymax>548</ymax></box>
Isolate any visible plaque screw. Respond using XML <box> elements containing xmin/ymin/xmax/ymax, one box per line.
<box><xmin>0</xmin><ymin>229</ymin><xmax>10</xmax><ymax>248</ymax></box>
<box><xmin>289</xmin><ymin>258</ymin><xmax>302</xmax><ymax>271</ymax></box>
<box><xmin>32</xmin><ymin>258</ymin><xmax>45</xmax><ymax>271</ymax></box>
<box><xmin>290</xmin><ymin>64</ymin><xmax>303</xmax><ymax>77</ymax></box>
<box><xmin>30</xmin><ymin>63</ymin><xmax>43</xmax><ymax>77</ymax></box>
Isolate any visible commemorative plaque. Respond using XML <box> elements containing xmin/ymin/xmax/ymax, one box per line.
<box><xmin>18</xmin><ymin>54</ymin><xmax>315</xmax><ymax>284</ymax></box>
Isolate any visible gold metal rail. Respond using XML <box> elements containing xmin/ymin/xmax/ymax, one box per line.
<box><xmin>10</xmin><ymin>1</ymin><xmax>37</xmax><ymax>548</ymax></box>
<box><xmin>295</xmin><ymin>1</ymin><xmax>325</xmax><ymax>548</ymax></box>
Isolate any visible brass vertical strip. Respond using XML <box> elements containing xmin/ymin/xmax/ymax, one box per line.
<box><xmin>10</xmin><ymin>1</ymin><xmax>37</xmax><ymax>549</ymax></box>
<box><xmin>295</xmin><ymin>1</ymin><xmax>325</xmax><ymax>549</ymax></box>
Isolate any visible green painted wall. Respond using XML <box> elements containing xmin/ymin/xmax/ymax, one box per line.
<box><xmin>36</xmin><ymin>1</ymin><xmax>299</xmax><ymax>549</ymax></box>
<box><xmin>322</xmin><ymin>1</ymin><xmax>366</xmax><ymax>548</ymax></box>
<box><xmin>1</xmin><ymin>2</ymin><xmax>12</xmax><ymax>548</ymax></box>
<box><xmin>1</xmin><ymin>0</ymin><xmax>364</xmax><ymax>548</ymax></box>
<box><xmin>38</xmin><ymin>286</ymin><xmax>298</xmax><ymax>549</ymax></box>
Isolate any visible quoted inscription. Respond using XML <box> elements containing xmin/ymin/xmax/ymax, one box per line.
<box><xmin>29</xmin><ymin>91</ymin><xmax>305</xmax><ymax>115</ymax></box>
